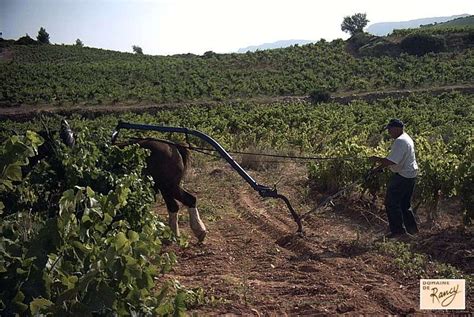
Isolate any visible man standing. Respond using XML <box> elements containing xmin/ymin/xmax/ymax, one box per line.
<box><xmin>370</xmin><ymin>119</ymin><xmax>419</xmax><ymax>238</ymax></box>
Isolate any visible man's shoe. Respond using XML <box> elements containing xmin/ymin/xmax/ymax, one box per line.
<box><xmin>384</xmin><ymin>232</ymin><xmax>405</xmax><ymax>239</ymax></box>
<box><xmin>406</xmin><ymin>227</ymin><xmax>419</xmax><ymax>235</ymax></box>
<box><xmin>397</xmin><ymin>233</ymin><xmax>416</xmax><ymax>242</ymax></box>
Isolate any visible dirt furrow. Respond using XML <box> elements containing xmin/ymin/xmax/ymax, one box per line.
<box><xmin>159</xmin><ymin>160</ymin><xmax>470</xmax><ymax>314</ymax></box>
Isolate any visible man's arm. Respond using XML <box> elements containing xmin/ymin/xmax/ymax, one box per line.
<box><xmin>369</xmin><ymin>156</ymin><xmax>396</xmax><ymax>173</ymax></box>
<box><xmin>369</xmin><ymin>140</ymin><xmax>403</xmax><ymax>174</ymax></box>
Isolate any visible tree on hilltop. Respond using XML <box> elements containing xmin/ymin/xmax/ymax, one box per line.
<box><xmin>132</xmin><ymin>45</ymin><xmax>143</xmax><ymax>54</ymax></box>
<box><xmin>341</xmin><ymin>13</ymin><xmax>369</xmax><ymax>36</ymax></box>
<box><xmin>75</xmin><ymin>38</ymin><xmax>84</xmax><ymax>47</ymax></box>
<box><xmin>37</xmin><ymin>27</ymin><xmax>50</xmax><ymax>44</ymax></box>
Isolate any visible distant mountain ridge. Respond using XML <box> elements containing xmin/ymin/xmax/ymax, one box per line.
<box><xmin>421</xmin><ymin>15</ymin><xmax>474</xmax><ymax>28</ymax></box>
<box><xmin>237</xmin><ymin>39</ymin><xmax>314</xmax><ymax>53</ymax></box>
<box><xmin>367</xmin><ymin>14</ymin><xmax>470</xmax><ymax>36</ymax></box>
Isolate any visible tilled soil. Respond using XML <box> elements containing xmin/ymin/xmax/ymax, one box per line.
<box><xmin>160</xmin><ymin>161</ymin><xmax>472</xmax><ymax>315</ymax></box>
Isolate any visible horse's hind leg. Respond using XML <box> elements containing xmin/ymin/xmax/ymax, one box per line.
<box><xmin>161</xmin><ymin>191</ymin><xmax>180</xmax><ymax>238</ymax></box>
<box><xmin>172</xmin><ymin>187</ymin><xmax>207</xmax><ymax>242</ymax></box>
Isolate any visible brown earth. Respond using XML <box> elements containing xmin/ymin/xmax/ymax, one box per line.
<box><xmin>0</xmin><ymin>48</ymin><xmax>14</xmax><ymax>61</ymax></box>
<box><xmin>158</xmin><ymin>158</ymin><xmax>473</xmax><ymax>315</ymax></box>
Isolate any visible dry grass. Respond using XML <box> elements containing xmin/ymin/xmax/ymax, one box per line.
<box><xmin>238</xmin><ymin>145</ymin><xmax>300</xmax><ymax>171</ymax></box>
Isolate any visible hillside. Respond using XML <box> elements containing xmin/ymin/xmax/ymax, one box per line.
<box><xmin>421</xmin><ymin>15</ymin><xmax>474</xmax><ymax>29</ymax></box>
<box><xmin>367</xmin><ymin>14</ymin><xmax>470</xmax><ymax>36</ymax></box>
<box><xmin>1</xmin><ymin>30</ymin><xmax>473</xmax><ymax>107</ymax></box>
<box><xmin>237</xmin><ymin>39</ymin><xmax>314</xmax><ymax>53</ymax></box>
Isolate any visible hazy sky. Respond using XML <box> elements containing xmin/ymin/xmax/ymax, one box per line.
<box><xmin>1</xmin><ymin>0</ymin><xmax>472</xmax><ymax>55</ymax></box>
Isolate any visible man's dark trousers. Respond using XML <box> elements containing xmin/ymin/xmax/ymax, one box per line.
<box><xmin>385</xmin><ymin>173</ymin><xmax>418</xmax><ymax>234</ymax></box>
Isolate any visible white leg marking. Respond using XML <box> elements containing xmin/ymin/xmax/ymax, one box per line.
<box><xmin>169</xmin><ymin>212</ymin><xmax>180</xmax><ymax>237</ymax></box>
<box><xmin>188</xmin><ymin>207</ymin><xmax>207</xmax><ymax>242</ymax></box>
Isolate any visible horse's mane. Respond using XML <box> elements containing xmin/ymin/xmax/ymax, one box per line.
<box><xmin>176</xmin><ymin>143</ymin><xmax>190</xmax><ymax>170</ymax></box>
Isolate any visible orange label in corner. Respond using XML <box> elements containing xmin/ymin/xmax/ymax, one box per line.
<box><xmin>420</xmin><ymin>279</ymin><xmax>465</xmax><ymax>310</ymax></box>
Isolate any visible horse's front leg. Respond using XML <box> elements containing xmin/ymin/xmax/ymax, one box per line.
<box><xmin>168</xmin><ymin>212</ymin><xmax>180</xmax><ymax>238</ymax></box>
<box><xmin>174</xmin><ymin>187</ymin><xmax>207</xmax><ymax>242</ymax></box>
<box><xmin>188</xmin><ymin>207</ymin><xmax>206</xmax><ymax>242</ymax></box>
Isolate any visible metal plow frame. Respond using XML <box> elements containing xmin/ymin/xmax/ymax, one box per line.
<box><xmin>112</xmin><ymin>121</ymin><xmax>303</xmax><ymax>233</ymax></box>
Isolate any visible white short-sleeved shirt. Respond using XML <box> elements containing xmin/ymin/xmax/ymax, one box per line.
<box><xmin>386</xmin><ymin>132</ymin><xmax>418</xmax><ymax>178</ymax></box>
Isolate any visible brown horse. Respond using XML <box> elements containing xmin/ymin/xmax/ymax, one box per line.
<box><xmin>115</xmin><ymin>138</ymin><xmax>207</xmax><ymax>242</ymax></box>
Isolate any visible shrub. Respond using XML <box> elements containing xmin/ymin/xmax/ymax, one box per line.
<box><xmin>309</xmin><ymin>88</ymin><xmax>330</xmax><ymax>104</ymax></box>
<box><xmin>132</xmin><ymin>45</ymin><xmax>143</xmax><ymax>54</ymax></box>
<box><xmin>347</xmin><ymin>32</ymin><xmax>376</xmax><ymax>50</ymax></box>
<box><xmin>202</xmin><ymin>51</ymin><xmax>217</xmax><ymax>59</ymax></box>
<box><xmin>359</xmin><ymin>39</ymin><xmax>401</xmax><ymax>57</ymax></box>
<box><xmin>467</xmin><ymin>30</ymin><xmax>474</xmax><ymax>44</ymax></box>
<box><xmin>239</xmin><ymin>146</ymin><xmax>282</xmax><ymax>171</ymax></box>
<box><xmin>0</xmin><ymin>130</ymin><xmax>192</xmax><ymax>315</ymax></box>
<box><xmin>400</xmin><ymin>34</ymin><xmax>446</xmax><ymax>56</ymax></box>
<box><xmin>16</xmin><ymin>35</ymin><xmax>38</xmax><ymax>45</ymax></box>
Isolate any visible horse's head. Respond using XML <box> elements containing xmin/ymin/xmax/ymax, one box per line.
<box><xmin>111</xmin><ymin>130</ymin><xmax>120</xmax><ymax>145</ymax></box>
<box><xmin>60</xmin><ymin>119</ymin><xmax>69</xmax><ymax>129</ymax></box>
<box><xmin>60</xmin><ymin>119</ymin><xmax>75</xmax><ymax>147</ymax></box>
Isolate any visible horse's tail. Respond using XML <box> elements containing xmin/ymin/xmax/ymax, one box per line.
<box><xmin>176</xmin><ymin>144</ymin><xmax>190</xmax><ymax>171</ymax></box>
